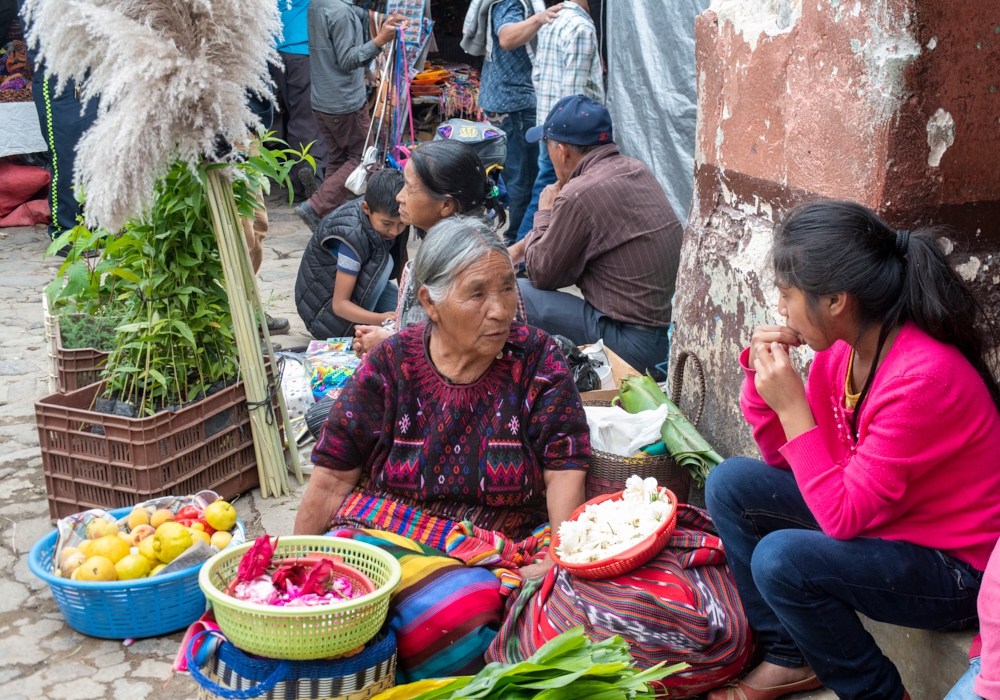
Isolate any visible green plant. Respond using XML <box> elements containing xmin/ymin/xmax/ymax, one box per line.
<box><xmin>58</xmin><ymin>313</ymin><xmax>121</xmax><ymax>352</ymax></box>
<box><xmin>46</xmin><ymin>134</ymin><xmax>310</xmax><ymax>416</ymax></box>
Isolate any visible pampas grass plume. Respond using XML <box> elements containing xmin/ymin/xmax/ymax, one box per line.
<box><xmin>23</xmin><ymin>0</ymin><xmax>281</xmax><ymax>231</ymax></box>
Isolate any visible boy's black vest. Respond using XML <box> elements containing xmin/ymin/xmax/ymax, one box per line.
<box><xmin>295</xmin><ymin>199</ymin><xmax>408</xmax><ymax>339</ymax></box>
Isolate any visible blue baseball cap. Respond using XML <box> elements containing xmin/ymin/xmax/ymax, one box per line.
<box><xmin>525</xmin><ymin>95</ymin><xmax>614</xmax><ymax>146</ymax></box>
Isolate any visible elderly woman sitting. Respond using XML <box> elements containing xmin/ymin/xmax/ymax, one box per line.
<box><xmin>295</xmin><ymin>216</ymin><xmax>590</xmax><ymax>681</ymax></box>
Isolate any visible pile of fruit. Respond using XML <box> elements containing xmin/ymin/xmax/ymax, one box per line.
<box><xmin>57</xmin><ymin>499</ymin><xmax>239</xmax><ymax>582</ymax></box>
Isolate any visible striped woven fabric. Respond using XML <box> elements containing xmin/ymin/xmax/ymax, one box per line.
<box><xmin>444</xmin><ymin>521</ymin><xmax>550</xmax><ymax>596</ymax></box>
<box><xmin>330</xmin><ymin>528</ymin><xmax>504</xmax><ymax>684</ymax></box>
<box><xmin>485</xmin><ymin>505</ymin><xmax>754</xmax><ymax>698</ymax></box>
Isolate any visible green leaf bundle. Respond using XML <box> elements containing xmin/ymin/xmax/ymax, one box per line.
<box><xmin>408</xmin><ymin>627</ymin><xmax>687</xmax><ymax>700</ymax></box>
<box><xmin>614</xmin><ymin>374</ymin><xmax>723</xmax><ymax>487</ymax></box>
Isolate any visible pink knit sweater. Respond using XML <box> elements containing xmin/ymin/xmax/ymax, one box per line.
<box><xmin>970</xmin><ymin>539</ymin><xmax>1000</xmax><ymax>698</ymax></box>
<box><xmin>740</xmin><ymin>322</ymin><xmax>1000</xmax><ymax>571</ymax></box>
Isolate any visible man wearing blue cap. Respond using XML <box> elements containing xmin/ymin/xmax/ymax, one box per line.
<box><xmin>509</xmin><ymin>95</ymin><xmax>683</xmax><ymax>377</ymax></box>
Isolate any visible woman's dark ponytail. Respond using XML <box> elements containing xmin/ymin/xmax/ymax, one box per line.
<box><xmin>774</xmin><ymin>201</ymin><xmax>1000</xmax><ymax>433</ymax></box>
<box><xmin>408</xmin><ymin>140</ymin><xmax>507</xmax><ymax>229</ymax></box>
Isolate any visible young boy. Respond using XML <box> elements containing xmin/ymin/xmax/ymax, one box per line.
<box><xmin>295</xmin><ymin>168</ymin><xmax>408</xmax><ymax>340</ymax></box>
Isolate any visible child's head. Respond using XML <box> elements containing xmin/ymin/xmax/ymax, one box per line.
<box><xmin>362</xmin><ymin>169</ymin><xmax>407</xmax><ymax>240</ymax></box>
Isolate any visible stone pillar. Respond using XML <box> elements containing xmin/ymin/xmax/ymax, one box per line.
<box><xmin>672</xmin><ymin>0</ymin><xmax>1000</xmax><ymax>459</ymax></box>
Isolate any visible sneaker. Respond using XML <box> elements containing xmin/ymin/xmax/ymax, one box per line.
<box><xmin>266</xmin><ymin>314</ymin><xmax>290</xmax><ymax>335</ymax></box>
<box><xmin>298</xmin><ymin>168</ymin><xmax>318</xmax><ymax>199</ymax></box>
<box><xmin>295</xmin><ymin>201</ymin><xmax>321</xmax><ymax>232</ymax></box>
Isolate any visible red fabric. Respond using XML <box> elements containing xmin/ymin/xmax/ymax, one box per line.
<box><xmin>0</xmin><ymin>160</ymin><xmax>50</xmax><ymax>217</ymax></box>
<box><xmin>740</xmin><ymin>322</ymin><xmax>1000</xmax><ymax>571</ymax></box>
<box><xmin>0</xmin><ymin>198</ymin><xmax>50</xmax><ymax>227</ymax></box>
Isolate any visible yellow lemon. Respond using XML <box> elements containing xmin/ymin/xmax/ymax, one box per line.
<box><xmin>204</xmin><ymin>501</ymin><xmax>237</xmax><ymax>531</ymax></box>
<box><xmin>152</xmin><ymin>522</ymin><xmax>192</xmax><ymax>563</ymax></box>
<box><xmin>138</xmin><ymin>535</ymin><xmax>158</xmax><ymax>565</ymax></box>
<box><xmin>189</xmin><ymin>528</ymin><xmax>211</xmax><ymax>546</ymax></box>
<box><xmin>88</xmin><ymin>535</ymin><xmax>131</xmax><ymax>564</ymax></box>
<box><xmin>115</xmin><ymin>554</ymin><xmax>151</xmax><ymax>580</ymax></box>
<box><xmin>150</xmin><ymin>509</ymin><xmax>175</xmax><ymax>529</ymax></box>
<box><xmin>150</xmin><ymin>564</ymin><xmax>167</xmax><ymax>576</ymax></box>
<box><xmin>77</xmin><ymin>540</ymin><xmax>93</xmax><ymax>557</ymax></box>
<box><xmin>73</xmin><ymin>556</ymin><xmax>117</xmax><ymax>581</ymax></box>
<box><xmin>190</xmin><ymin>522</ymin><xmax>205</xmax><ymax>532</ymax></box>
<box><xmin>210</xmin><ymin>531</ymin><xmax>233</xmax><ymax>550</ymax></box>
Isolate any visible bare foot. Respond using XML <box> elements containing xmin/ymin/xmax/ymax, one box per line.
<box><xmin>742</xmin><ymin>661</ymin><xmax>816</xmax><ymax>688</ymax></box>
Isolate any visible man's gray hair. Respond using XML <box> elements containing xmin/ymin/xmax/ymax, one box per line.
<box><xmin>413</xmin><ymin>215</ymin><xmax>513</xmax><ymax>304</ymax></box>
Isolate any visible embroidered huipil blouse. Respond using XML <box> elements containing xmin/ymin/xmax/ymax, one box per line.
<box><xmin>313</xmin><ymin>322</ymin><xmax>591</xmax><ymax>537</ymax></box>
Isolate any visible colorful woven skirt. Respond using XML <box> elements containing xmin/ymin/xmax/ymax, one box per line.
<box><xmin>329</xmin><ymin>528</ymin><xmax>504</xmax><ymax>685</ymax></box>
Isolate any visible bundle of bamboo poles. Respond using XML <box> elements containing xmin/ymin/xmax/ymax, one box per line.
<box><xmin>205</xmin><ymin>168</ymin><xmax>303</xmax><ymax>498</ymax></box>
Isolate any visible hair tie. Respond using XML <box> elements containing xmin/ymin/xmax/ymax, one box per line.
<box><xmin>488</xmin><ymin>185</ymin><xmax>499</xmax><ymax>199</ymax></box>
<box><xmin>895</xmin><ymin>229</ymin><xmax>910</xmax><ymax>257</ymax></box>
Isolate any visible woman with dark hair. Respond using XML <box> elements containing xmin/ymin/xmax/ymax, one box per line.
<box><xmin>705</xmin><ymin>201</ymin><xmax>1000</xmax><ymax>700</ymax></box>
<box><xmin>353</xmin><ymin>140</ymin><xmax>519</xmax><ymax>355</ymax></box>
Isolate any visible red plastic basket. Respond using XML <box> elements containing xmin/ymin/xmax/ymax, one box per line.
<box><xmin>549</xmin><ymin>488</ymin><xmax>678</xmax><ymax>580</ymax></box>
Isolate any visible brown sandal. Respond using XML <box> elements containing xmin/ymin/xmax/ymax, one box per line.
<box><xmin>707</xmin><ymin>675</ymin><xmax>823</xmax><ymax>700</ymax></box>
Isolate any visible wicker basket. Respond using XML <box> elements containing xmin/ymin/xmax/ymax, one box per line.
<box><xmin>583</xmin><ymin>350</ymin><xmax>707</xmax><ymax>504</ymax></box>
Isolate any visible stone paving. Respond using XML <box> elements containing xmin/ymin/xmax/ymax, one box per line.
<box><xmin>0</xmin><ymin>189</ymin><xmax>317</xmax><ymax>699</ymax></box>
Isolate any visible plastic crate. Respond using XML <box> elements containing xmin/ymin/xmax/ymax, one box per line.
<box><xmin>36</xmin><ymin>380</ymin><xmax>279</xmax><ymax>521</ymax></box>
<box><xmin>54</xmin><ymin>315</ymin><xmax>112</xmax><ymax>393</ymax></box>
<box><xmin>28</xmin><ymin>506</ymin><xmax>247</xmax><ymax>639</ymax></box>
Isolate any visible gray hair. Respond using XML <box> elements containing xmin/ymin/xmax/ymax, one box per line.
<box><xmin>413</xmin><ymin>216</ymin><xmax>513</xmax><ymax>304</ymax></box>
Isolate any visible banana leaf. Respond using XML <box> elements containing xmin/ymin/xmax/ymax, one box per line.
<box><xmin>615</xmin><ymin>374</ymin><xmax>723</xmax><ymax>487</ymax></box>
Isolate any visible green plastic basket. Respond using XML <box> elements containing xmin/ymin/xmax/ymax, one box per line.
<box><xmin>199</xmin><ymin>536</ymin><xmax>402</xmax><ymax>660</ymax></box>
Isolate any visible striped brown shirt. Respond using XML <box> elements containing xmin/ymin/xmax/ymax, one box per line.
<box><xmin>523</xmin><ymin>144</ymin><xmax>683</xmax><ymax>328</ymax></box>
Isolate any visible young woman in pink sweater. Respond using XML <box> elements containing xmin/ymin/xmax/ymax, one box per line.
<box><xmin>706</xmin><ymin>201</ymin><xmax>1000</xmax><ymax>700</ymax></box>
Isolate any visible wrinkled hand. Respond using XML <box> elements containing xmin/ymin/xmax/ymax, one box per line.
<box><xmin>508</xmin><ymin>239</ymin><xmax>526</xmax><ymax>265</ymax></box>
<box><xmin>752</xmin><ymin>341</ymin><xmax>808</xmax><ymax>416</ymax></box>
<box><xmin>519</xmin><ymin>560</ymin><xmax>554</xmax><ymax>581</ymax></box>
<box><xmin>538</xmin><ymin>181</ymin><xmax>563</xmax><ymax>212</ymax></box>
<box><xmin>534</xmin><ymin>4</ymin><xmax>563</xmax><ymax>26</ymax></box>
<box><xmin>354</xmin><ymin>325</ymin><xmax>393</xmax><ymax>358</ymax></box>
<box><xmin>749</xmin><ymin>324</ymin><xmax>802</xmax><ymax>366</ymax></box>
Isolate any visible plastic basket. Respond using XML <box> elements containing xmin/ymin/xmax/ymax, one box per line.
<box><xmin>54</xmin><ymin>315</ymin><xmax>113</xmax><ymax>393</ymax></box>
<box><xmin>27</xmin><ymin>506</ymin><xmax>246</xmax><ymax>639</ymax></box>
<box><xmin>36</xmin><ymin>380</ymin><xmax>270</xmax><ymax>521</ymax></box>
<box><xmin>549</xmin><ymin>488</ymin><xmax>678</xmax><ymax>580</ymax></box>
<box><xmin>200</xmin><ymin>537</ymin><xmax>402</xmax><ymax>661</ymax></box>
<box><xmin>191</xmin><ymin>627</ymin><xmax>397</xmax><ymax>700</ymax></box>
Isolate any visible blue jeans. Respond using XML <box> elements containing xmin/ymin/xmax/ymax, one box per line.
<box><xmin>485</xmin><ymin>109</ymin><xmax>538</xmax><ymax>244</ymax></box>
<box><xmin>945</xmin><ymin>657</ymin><xmax>983</xmax><ymax>700</ymax></box>
<box><xmin>368</xmin><ymin>281</ymin><xmax>398</xmax><ymax>314</ymax></box>
<box><xmin>515</xmin><ymin>145</ymin><xmax>557</xmax><ymax>242</ymax></box>
<box><xmin>518</xmin><ymin>279</ymin><xmax>669</xmax><ymax>380</ymax></box>
<box><xmin>705</xmin><ymin>458</ymin><xmax>982</xmax><ymax>700</ymax></box>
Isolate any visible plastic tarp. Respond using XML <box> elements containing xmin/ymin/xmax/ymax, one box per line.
<box><xmin>605</xmin><ymin>0</ymin><xmax>709</xmax><ymax>221</ymax></box>
<box><xmin>0</xmin><ymin>102</ymin><xmax>46</xmax><ymax>157</ymax></box>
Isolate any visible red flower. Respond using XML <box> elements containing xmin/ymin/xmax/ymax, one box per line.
<box><xmin>237</xmin><ymin>535</ymin><xmax>278</xmax><ymax>582</ymax></box>
<box><xmin>272</xmin><ymin>563</ymin><xmax>308</xmax><ymax>592</ymax></box>
<box><xmin>299</xmin><ymin>559</ymin><xmax>336</xmax><ymax>596</ymax></box>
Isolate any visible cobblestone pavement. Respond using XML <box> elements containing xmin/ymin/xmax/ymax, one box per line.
<box><xmin>0</xmin><ymin>190</ymin><xmax>317</xmax><ymax>699</ymax></box>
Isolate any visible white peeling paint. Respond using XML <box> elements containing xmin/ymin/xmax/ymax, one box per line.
<box><xmin>955</xmin><ymin>257</ymin><xmax>981</xmax><ymax>282</ymax></box>
<box><xmin>711</xmin><ymin>0</ymin><xmax>803</xmax><ymax>51</ymax></box>
<box><xmin>927</xmin><ymin>36</ymin><xmax>938</xmax><ymax>50</ymax></box>
<box><xmin>851</xmin><ymin>1</ymin><xmax>861</xmax><ymax>16</ymax></box>
<box><xmin>938</xmin><ymin>236</ymin><xmax>955</xmax><ymax>256</ymax></box>
<box><xmin>926</xmin><ymin>108</ymin><xmax>956</xmax><ymax>167</ymax></box>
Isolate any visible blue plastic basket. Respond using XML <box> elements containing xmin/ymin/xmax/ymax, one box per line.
<box><xmin>28</xmin><ymin>506</ymin><xmax>245</xmax><ymax>639</ymax></box>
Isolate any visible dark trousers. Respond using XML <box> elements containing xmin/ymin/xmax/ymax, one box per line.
<box><xmin>270</xmin><ymin>52</ymin><xmax>327</xmax><ymax>201</ymax></box>
<box><xmin>307</xmin><ymin>105</ymin><xmax>369</xmax><ymax>217</ymax></box>
<box><xmin>705</xmin><ymin>458</ymin><xmax>983</xmax><ymax>700</ymax></box>
<box><xmin>485</xmin><ymin>108</ymin><xmax>538</xmax><ymax>244</ymax></box>
<box><xmin>517</xmin><ymin>278</ymin><xmax>668</xmax><ymax>378</ymax></box>
<box><xmin>30</xmin><ymin>68</ymin><xmax>98</xmax><ymax>237</ymax></box>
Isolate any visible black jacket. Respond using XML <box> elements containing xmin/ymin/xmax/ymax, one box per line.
<box><xmin>295</xmin><ymin>199</ymin><xmax>408</xmax><ymax>339</ymax></box>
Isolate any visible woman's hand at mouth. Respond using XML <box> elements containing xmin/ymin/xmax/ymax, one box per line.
<box><xmin>749</xmin><ymin>325</ymin><xmax>803</xmax><ymax>366</ymax></box>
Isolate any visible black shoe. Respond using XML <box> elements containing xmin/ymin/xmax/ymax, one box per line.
<box><xmin>295</xmin><ymin>201</ymin><xmax>321</xmax><ymax>232</ymax></box>
<box><xmin>298</xmin><ymin>168</ymin><xmax>318</xmax><ymax>199</ymax></box>
<box><xmin>266</xmin><ymin>314</ymin><xmax>290</xmax><ymax>335</ymax></box>
<box><xmin>53</xmin><ymin>245</ymin><xmax>101</xmax><ymax>259</ymax></box>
